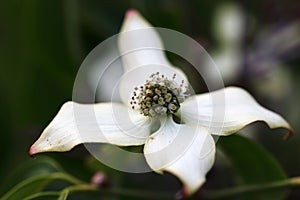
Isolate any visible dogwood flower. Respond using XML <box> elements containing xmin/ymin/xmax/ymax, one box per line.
<box><xmin>29</xmin><ymin>10</ymin><xmax>293</xmax><ymax>195</ymax></box>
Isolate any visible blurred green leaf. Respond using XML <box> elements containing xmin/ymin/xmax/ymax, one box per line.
<box><xmin>24</xmin><ymin>191</ymin><xmax>60</xmax><ymax>200</ymax></box>
<box><xmin>58</xmin><ymin>190</ymin><xmax>68</xmax><ymax>200</ymax></box>
<box><xmin>2</xmin><ymin>173</ymin><xmax>59</xmax><ymax>200</ymax></box>
<box><xmin>1</xmin><ymin>172</ymin><xmax>82</xmax><ymax>200</ymax></box>
<box><xmin>0</xmin><ymin>157</ymin><xmax>83</xmax><ymax>200</ymax></box>
<box><xmin>0</xmin><ymin>157</ymin><xmax>62</xmax><ymax>195</ymax></box>
<box><xmin>218</xmin><ymin>134</ymin><xmax>288</xmax><ymax>200</ymax></box>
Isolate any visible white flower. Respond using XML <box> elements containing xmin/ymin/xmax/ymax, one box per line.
<box><xmin>29</xmin><ymin>10</ymin><xmax>293</xmax><ymax>195</ymax></box>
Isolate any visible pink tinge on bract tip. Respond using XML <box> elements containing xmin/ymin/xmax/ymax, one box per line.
<box><xmin>29</xmin><ymin>144</ymin><xmax>38</xmax><ymax>157</ymax></box>
<box><xmin>125</xmin><ymin>9</ymin><xmax>139</xmax><ymax>18</ymax></box>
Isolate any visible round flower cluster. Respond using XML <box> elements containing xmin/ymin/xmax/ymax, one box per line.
<box><xmin>130</xmin><ymin>72</ymin><xmax>187</xmax><ymax>117</ymax></box>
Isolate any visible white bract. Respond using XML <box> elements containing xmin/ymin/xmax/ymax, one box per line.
<box><xmin>29</xmin><ymin>10</ymin><xmax>293</xmax><ymax>195</ymax></box>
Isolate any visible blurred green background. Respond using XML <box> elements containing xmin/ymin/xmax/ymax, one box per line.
<box><xmin>0</xmin><ymin>0</ymin><xmax>300</xmax><ymax>199</ymax></box>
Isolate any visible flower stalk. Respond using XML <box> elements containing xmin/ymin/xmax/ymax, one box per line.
<box><xmin>20</xmin><ymin>173</ymin><xmax>300</xmax><ymax>200</ymax></box>
<box><xmin>201</xmin><ymin>177</ymin><xmax>300</xmax><ymax>199</ymax></box>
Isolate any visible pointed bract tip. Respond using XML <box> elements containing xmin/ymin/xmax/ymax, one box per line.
<box><xmin>29</xmin><ymin>144</ymin><xmax>38</xmax><ymax>157</ymax></box>
<box><xmin>121</xmin><ymin>9</ymin><xmax>146</xmax><ymax>33</ymax></box>
<box><xmin>283</xmin><ymin>129</ymin><xmax>294</xmax><ymax>140</ymax></box>
<box><xmin>182</xmin><ymin>186</ymin><xmax>190</xmax><ymax>197</ymax></box>
<box><xmin>175</xmin><ymin>186</ymin><xmax>189</xmax><ymax>199</ymax></box>
<box><xmin>125</xmin><ymin>9</ymin><xmax>139</xmax><ymax>18</ymax></box>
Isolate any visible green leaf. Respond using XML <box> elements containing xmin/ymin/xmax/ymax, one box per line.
<box><xmin>1</xmin><ymin>172</ymin><xmax>82</xmax><ymax>200</ymax></box>
<box><xmin>0</xmin><ymin>156</ymin><xmax>63</xmax><ymax>195</ymax></box>
<box><xmin>218</xmin><ymin>134</ymin><xmax>288</xmax><ymax>200</ymax></box>
<box><xmin>58</xmin><ymin>190</ymin><xmax>69</xmax><ymax>200</ymax></box>
<box><xmin>23</xmin><ymin>191</ymin><xmax>60</xmax><ymax>200</ymax></box>
<box><xmin>2</xmin><ymin>174</ymin><xmax>56</xmax><ymax>200</ymax></box>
